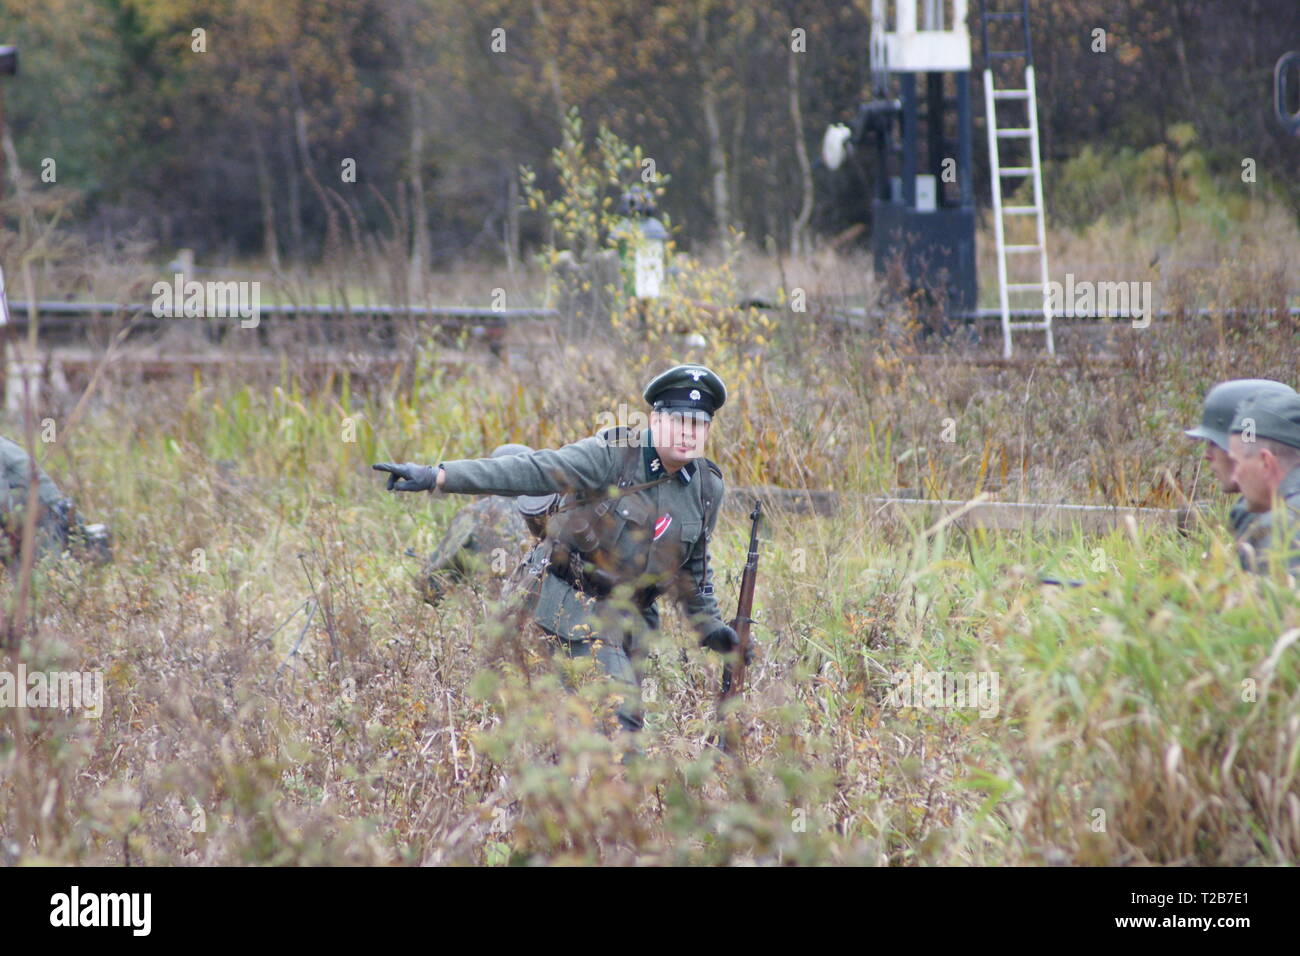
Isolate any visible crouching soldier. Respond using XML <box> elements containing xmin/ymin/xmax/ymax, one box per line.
<box><xmin>1184</xmin><ymin>379</ymin><xmax>1295</xmax><ymax>542</ymax></box>
<box><xmin>1228</xmin><ymin>391</ymin><xmax>1300</xmax><ymax>576</ymax></box>
<box><xmin>0</xmin><ymin>435</ymin><xmax>110</xmax><ymax>566</ymax></box>
<box><xmin>374</xmin><ymin>365</ymin><xmax>749</xmax><ymax>737</ymax></box>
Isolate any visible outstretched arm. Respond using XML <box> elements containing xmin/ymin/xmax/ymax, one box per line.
<box><xmin>375</xmin><ymin>434</ymin><xmax>620</xmax><ymax>498</ymax></box>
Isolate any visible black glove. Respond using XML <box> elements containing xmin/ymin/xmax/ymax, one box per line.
<box><xmin>373</xmin><ymin>462</ymin><xmax>439</xmax><ymax>492</ymax></box>
<box><xmin>700</xmin><ymin>623</ymin><xmax>755</xmax><ymax>665</ymax></box>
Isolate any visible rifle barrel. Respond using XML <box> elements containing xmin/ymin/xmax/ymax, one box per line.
<box><xmin>721</xmin><ymin>500</ymin><xmax>762</xmax><ymax>703</ymax></box>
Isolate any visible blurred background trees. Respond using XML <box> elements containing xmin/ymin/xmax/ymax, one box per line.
<box><xmin>0</xmin><ymin>0</ymin><xmax>1296</xmax><ymax>267</ymax></box>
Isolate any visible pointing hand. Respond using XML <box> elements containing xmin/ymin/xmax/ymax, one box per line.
<box><xmin>372</xmin><ymin>462</ymin><xmax>440</xmax><ymax>493</ymax></box>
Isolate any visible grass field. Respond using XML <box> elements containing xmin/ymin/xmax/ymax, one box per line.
<box><xmin>0</xmin><ymin>227</ymin><xmax>1298</xmax><ymax>866</ymax></box>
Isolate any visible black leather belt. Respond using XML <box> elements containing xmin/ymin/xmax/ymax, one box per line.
<box><xmin>549</xmin><ymin>559</ymin><xmax>659</xmax><ymax>608</ymax></box>
<box><xmin>549</xmin><ymin>557</ymin><xmax>611</xmax><ymax>599</ymax></box>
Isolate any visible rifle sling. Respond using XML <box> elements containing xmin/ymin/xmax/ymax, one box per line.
<box><xmin>549</xmin><ymin>473</ymin><xmax>673</xmax><ymax>515</ymax></box>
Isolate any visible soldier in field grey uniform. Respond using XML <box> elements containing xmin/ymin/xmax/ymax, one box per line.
<box><xmin>418</xmin><ymin>443</ymin><xmax>555</xmax><ymax>606</ymax></box>
<box><xmin>1185</xmin><ymin>379</ymin><xmax>1295</xmax><ymax>542</ymax></box>
<box><xmin>0</xmin><ymin>435</ymin><xmax>110</xmax><ymax>564</ymax></box>
<box><xmin>375</xmin><ymin>365</ymin><xmax>746</xmax><ymax>734</ymax></box>
<box><xmin>1227</xmin><ymin>392</ymin><xmax>1300</xmax><ymax>576</ymax></box>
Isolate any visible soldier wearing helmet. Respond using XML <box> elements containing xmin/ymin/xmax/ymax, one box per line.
<box><xmin>0</xmin><ymin>435</ymin><xmax>110</xmax><ymax>566</ymax></box>
<box><xmin>1227</xmin><ymin>391</ymin><xmax>1300</xmax><ymax>575</ymax></box>
<box><xmin>1185</xmin><ymin>379</ymin><xmax>1295</xmax><ymax>541</ymax></box>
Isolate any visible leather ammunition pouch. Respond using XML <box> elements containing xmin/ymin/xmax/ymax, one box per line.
<box><xmin>499</xmin><ymin>539</ymin><xmax>553</xmax><ymax>620</ymax></box>
<box><xmin>546</xmin><ymin>442</ymin><xmax>665</xmax><ymax>606</ymax></box>
<box><xmin>528</xmin><ymin>434</ymin><xmax>720</xmax><ymax>639</ymax></box>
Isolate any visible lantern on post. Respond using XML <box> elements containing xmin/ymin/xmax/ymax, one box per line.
<box><xmin>613</xmin><ymin>186</ymin><xmax>668</xmax><ymax>301</ymax></box>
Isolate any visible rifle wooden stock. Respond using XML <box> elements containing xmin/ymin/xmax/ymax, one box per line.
<box><xmin>719</xmin><ymin>500</ymin><xmax>762</xmax><ymax>706</ymax></box>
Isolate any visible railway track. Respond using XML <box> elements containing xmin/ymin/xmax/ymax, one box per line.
<box><xmin>727</xmin><ymin>485</ymin><xmax>1201</xmax><ymax>531</ymax></box>
<box><xmin>0</xmin><ymin>300</ymin><xmax>1227</xmax><ymax>529</ymax></box>
<box><xmin>3</xmin><ymin>300</ymin><xmax>559</xmax><ymax>349</ymax></box>
<box><xmin>1</xmin><ymin>300</ymin><xmax>1294</xmax><ymax>381</ymax></box>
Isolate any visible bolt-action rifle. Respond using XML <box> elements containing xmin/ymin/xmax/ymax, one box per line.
<box><xmin>718</xmin><ymin>500</ymin><xmax>762</xmax><ymax>710</ymax></box>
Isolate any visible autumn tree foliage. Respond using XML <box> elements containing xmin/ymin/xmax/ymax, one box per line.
<box><xmin>0</xmin><ymin>0</ymin><xmax>1295</xmax><ymax>263</ymax></box>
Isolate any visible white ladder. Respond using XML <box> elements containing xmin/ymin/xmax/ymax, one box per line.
<box><xmin>984</xmin><ymin>64</ymin><xmax>1053</xmax><ymax>358</ymax></box>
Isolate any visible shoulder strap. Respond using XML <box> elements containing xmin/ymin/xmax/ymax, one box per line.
<box><xmin>551</xmin><ymin>475</ymin><xmax>672</xmax><ymax>515</ymax></box>
<box><xmin>551</xmin><ymin>442</ymin><xmax>671</xmax><ymax>515</ymax></box>
<box><xmin>702</xmin><ymin>457</ymin><xmax>723</xmax><ymax>487</ymax></box>
<box><xmin>700</xmin><ymin>458</ymin><xmax>723</xmax><ymax>512</ymax></box>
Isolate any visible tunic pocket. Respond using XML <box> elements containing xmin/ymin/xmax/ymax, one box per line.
<box><xmin>610</xmin><ymin>494</ymin><xmax>654</xmax><ymax>551</ymax></box>
<box><xmin>613</xmin><ymin>495</ymin><xmax>652</xmax><ymax>526</ymax></box>
<box><xmin>675</xmin><ymin>519</ymin><xmax>703</xmax><ymax>570</ymax></box>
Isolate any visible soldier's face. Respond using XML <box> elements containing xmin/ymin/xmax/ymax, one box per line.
<box><xmin>1228</xmin><ymin>435</ymin><xmax>1273</xmax><ymax>512</ymax></box>
<box><xmin>1205</xmin><ymin>441</ymin><xmax>1239</xmax><ymax>492</ymax></box>
<box><xmin>651</xmin><ymin>410</ymin><xmax>710</xmax><ymax>469</ymax></box>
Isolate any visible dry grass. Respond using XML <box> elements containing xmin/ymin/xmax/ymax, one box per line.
<box><xmin>0</xmin><ymin>225</ymin><xmax>1297</xmax><ymax>866</ymax></box>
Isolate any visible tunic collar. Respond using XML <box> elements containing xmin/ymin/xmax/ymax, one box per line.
<box><xmin>642</xmin><ymin>429</ymin><xmax>695</xmax><ymax>484</ymax></box>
